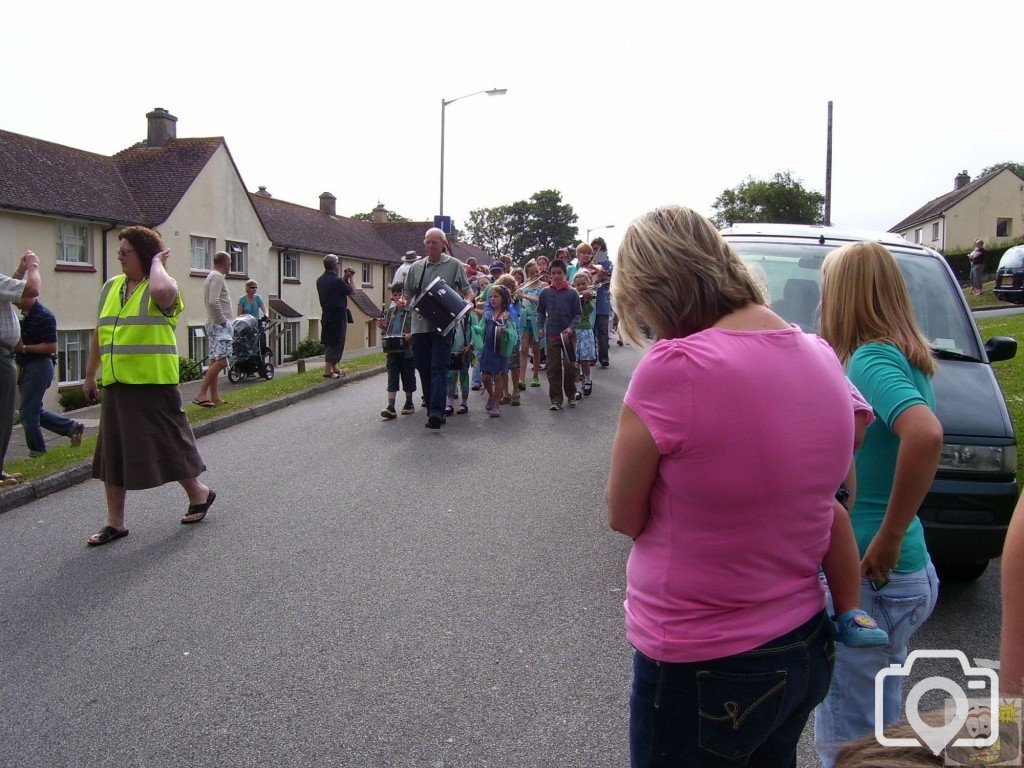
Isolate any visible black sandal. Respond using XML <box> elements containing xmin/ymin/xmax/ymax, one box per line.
<box><xmin>87</xmin><ymin>525</ymin><xmax>129</xmax><ymax>546</ymax></box>
<box><xmin>181</xmin><ymin>489</ymin><xmax>216</xmax><ymax>524</ymax></box>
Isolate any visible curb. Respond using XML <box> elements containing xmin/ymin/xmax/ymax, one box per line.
<box><xmin>0</xmin><ymin>365</ymin><xmax>385</xmax><ymax>515</ymax></box>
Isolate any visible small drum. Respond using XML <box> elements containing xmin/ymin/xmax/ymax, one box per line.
<box><xmin>409</xmin><ymin>277</ymin><xmax>471</xmax><ymax>336</ymax></box>
<box><xmin>560</xmin><ymin>329</ymin><xmax>577</xmax><ymax>365</ymax></box>
<box><xmin>382</xmin><ymin>335</ymin><xmax>405</xmax><ymax>354</ymax></box>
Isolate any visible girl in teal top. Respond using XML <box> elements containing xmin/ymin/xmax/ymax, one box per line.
<box><xmin>815</xmin><ymin>240</ymin><xmax>944</xmax><ymax>766</ymax></box>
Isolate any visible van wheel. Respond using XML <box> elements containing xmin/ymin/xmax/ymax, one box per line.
<box><xmin>935</xmin><ymin>560</ymin><xmax>989</xmax><ymax>582</ymax></box>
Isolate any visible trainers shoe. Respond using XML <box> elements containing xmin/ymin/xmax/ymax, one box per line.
<box><xmin>574</xmin><ymin>391</ymin><xmax>582</xmax><ymax>401</ymax></box>
<box><xmin>583</xmin><ymin>381</ymin><xmax>593</xmax><ymax>396</ymax></box>
<box><xmin>567</xmin><ymin>397</ymin><xmax>576</xmax><ymax>408</ymax></box>
<box><xmin>517</xmin><ymin>381</ymin><xmax>526</xmax><ymax>391</ymax></box>
<box><xmin>832</xmin><ymin>609</ymin><xmax>888</xmax><ymax>648</ymax></box>
<box><xmin>500</xmin><ymin>394</ymin><xmax>512</xmax><ymax>406</ymax></box>
<box><xmin>70</xmin><ymin>421</ymin><xmax>85</xmax><ymax>447</ymax></box>
<box><xmin>510</xmin><ymin>395</ymin><xmax>521</xmax><ymax>406</ymax></box>
<box><xmin>380</xmin><ymin>406</ymin><xmax>397</xmax><ymax>420</ymax></box>
<box><xmin>401</xmin><ymin>403</ymin><xmax>415</xmax><ymax>415</ymax></box>
<box><xmin>531</xmin><ymin>377</ymin><xmax>541</xmax><ymax>387</ymax></box>
<box><xmin>549</xmin><ymin>403</ymin><xmax>561</xmax><ymax>411</ymax></box>
<box><xmin>426</xmin><ymin>415</ymin><xmax>445</xmax><ymax>429</ymax></box>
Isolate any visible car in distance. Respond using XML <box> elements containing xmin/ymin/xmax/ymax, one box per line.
<box><xmin>994</xmin><ymin>244</ymin><xmax>1024</xmax><ymax>304</ymax></box>
<box><xmin>720</xmin><ymin>223</ymin><xmax>1018</xmax><ymax>580</ymax></box>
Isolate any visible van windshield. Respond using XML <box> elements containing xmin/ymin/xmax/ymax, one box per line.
<box><xmin>731</xmin><ymin>242</ymin><xmax>981</xmax><ymax>359</ymax></box>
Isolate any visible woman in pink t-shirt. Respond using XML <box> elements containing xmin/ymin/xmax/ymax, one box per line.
<box><xmin>606</xmin><ymin>206</ymin><xmax>866</xmax><ymax>767</ymax></box>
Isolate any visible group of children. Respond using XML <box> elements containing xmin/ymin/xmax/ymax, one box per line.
<box><xmin>379</xmin><ymin>244</ymin><xmax>613</xmax><ymax>421</ymax></box>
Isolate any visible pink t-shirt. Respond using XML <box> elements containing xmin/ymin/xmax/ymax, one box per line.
<box><xmin>623</xmin><ymin>327</ymin><xmax>860</xmax><ymax>663</ymax></box>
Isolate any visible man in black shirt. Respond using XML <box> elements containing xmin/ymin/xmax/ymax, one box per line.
<box><xmin>15</xmin><ymin>297</ymin><xmax>84</xmax><ymax>456</ymax></box>
<box><xmin>316</xmin><ymin>254</ymin><xmax>354</xmax><ymax>379</ymax></box>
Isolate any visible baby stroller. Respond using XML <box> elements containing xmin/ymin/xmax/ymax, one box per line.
<box><xmin>227</xmin><ymin>315</ymin><xmax>278</xmax><ymax>382</ymax></box>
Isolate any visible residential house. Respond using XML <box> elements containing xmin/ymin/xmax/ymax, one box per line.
<box><xmin>890</xmin><ymin>168</ymin><xmax>1024</xmax><ymax>252</ymax></box>
<box><xmin>0</xmin><ymin>107</ymin><xmax>491</xmax><ymax>411</ymax></box>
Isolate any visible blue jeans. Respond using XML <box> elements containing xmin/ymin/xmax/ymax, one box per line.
<box><xmin>412</xmin><ymin>332</ymin><xmax>452</xmax><ymax>420</ymax></box>
<box><xmin>814</xmin><ymin>561</ymin><xmax>939</xmax><ymax>767</ymax></box>
<box><xmin>630</xmin><ymin>610</ymin><xmax>834</xmax><ymax>767</ymax></box>
<box><xmin>18</xmin><ymin>358</ymin><xmax>78</xmax><ymax>455</ymax></box>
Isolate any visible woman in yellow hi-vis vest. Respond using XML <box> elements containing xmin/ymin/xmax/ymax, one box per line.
<box><xmin>83</xmin><ymin>226</ymin><xmax>215</xmax><ymax>546</ymax></box>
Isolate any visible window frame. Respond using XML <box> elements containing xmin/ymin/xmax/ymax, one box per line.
<box><xmin>361</xmin><ymin>262</ymin><xmax>373</xmax><ymax>285</ymax></box>
<box><xmin>283</xmin><ymin>251</ymin><xmax>299</xmax><ymax>280</ymax></box>
<box><xmin>190</xmin><ymin>236</ymin><xmax>216</xmax><ymax>271</ymax></box>
<box><xmin>189</xmin><ymin>325</ymin><xmax>208</xmax><ymax>364</ymax></box>
<box><xmin>914</xmin><ymin>228</ymin><xmax>923</xmax><ymax>244</ymax></box>
<box><xmin>996</xmin><ymin>218</ymin><xmax>1012</xmax><ymax>239</ymax></box>
<box><xmin>931</xmin><ymin>222</ymin><xmax>940</xmax><ymax>242</ymax></box>
<box><xmin>57</xmin><ymin>329</ymin><xmax>92</xmax><ymax>384</ymax></box>
<box><xmin>56</xmin><ymin>220</ymin><xmax>92</xmax><ymax>265</ymax></box>
<box><xmin>226</xmin><ymin>240</ymin><xmax>248</xmax><ymax>276</ymax></box>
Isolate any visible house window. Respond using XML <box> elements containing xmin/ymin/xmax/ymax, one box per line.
<box><xmin>361</xmin><ymin>263</ymin><xmax>372</xmax><ymax>285</ymax></box>
<box><xmin>191</xmin><ymin>236</ymin><xmax>215</xmax><ymax>271</ymax></box>
<box><xmin>189</xmin><ymin>326</ymin><xmax>208</xmax><ymax>363</ymax></box>
<box><xmin>57</xmin><ymin>330</ymin><xmax>91</xmax><ymax>383</ymax></box>
<box><xmin>56</xmin><ymin>221</ymin><xmax>91</xmax><ymax>265</ymax></box>
<box><xmin>931</xmin><ymin>222</ymin><xmax>940</xmax><ymax>241</ymax></box>
<box><xmin>997</xmin><ymin>218</ymin><xmax>1012</xmax><ymax>238</ymax></box>
<box><xmin>914</xmin><ymin>228</ymin><xmax>923</xmax><ymax>244</ymax></box>
<box><xmin>227</xmin><ymin>241</ymin><xmax>247</xmax><ymax>275</ymax></box>
<box><xmin>283</xmin><ymin>251</ymin><xmax>299</xmax><ymax>280</ymax></box>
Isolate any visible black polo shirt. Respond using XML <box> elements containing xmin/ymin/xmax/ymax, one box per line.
<box><xmin>17</xmin><ymin>301</ymin><xmax>57</xmax><ymax>365</ymax></box>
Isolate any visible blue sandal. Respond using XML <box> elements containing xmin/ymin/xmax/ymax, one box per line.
<box><xmin>833</xmin><ymin>609</ymin><xmax>888</xmax><ymax>648</ymax></box>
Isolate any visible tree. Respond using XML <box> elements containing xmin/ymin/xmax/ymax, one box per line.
<box><xmin>464</xmin><ymin>189</ymin><xmax>578</xmax><ymax>263</ymax></box>
<box><xmin>350</xmin><ymin>208</ymin><xmax>410</xmax><ymax>222</ymax></box>
<box><xmin>710</xmin><ymin>171</ymin><xmax>825</xmax><ymax>228</ymax></box>
<box><xmin>979</xmin><ymin>161</ymin><xmax>1024</xmax><ymax>179</ymax></box>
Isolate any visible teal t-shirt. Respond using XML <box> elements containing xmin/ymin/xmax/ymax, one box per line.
<box><xmin>847</xmin><ymin>342</ymin><xmax>935</xmax><ymax>573</ymax></box>
<box><xmin>238</xmin><ymin>294</ymin><xmax>264</xmax><ymax>318</ymax></box>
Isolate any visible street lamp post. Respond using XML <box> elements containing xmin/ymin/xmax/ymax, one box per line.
<box><xmin>439</xmin><ymin>88</ymin><xmax>507</xmax><ymax>218</ymax></box>
<box><xmin>585</xmin><ymin>224</ymin><xmax>615</xmax><ymax>241</ymax></box>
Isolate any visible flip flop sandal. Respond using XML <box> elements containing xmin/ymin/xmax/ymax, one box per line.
<box><xmin>181</xmin><ymin>489</ymin><xmax>217</xmax><ymax>524</ymax></box>
<box><xmin>191</xmin><ymin>399</ymin><xmax>215</xmax><ymax>408</ymax></box>
<box><xmin>87</xmin><ymin>525</ymin><xmax>129</xmax><ymax>547</ymax></box>
<box><xmin>456</xmin><ymin>404</ymin><xmax>468</xmax><ymax>414</ymax></box>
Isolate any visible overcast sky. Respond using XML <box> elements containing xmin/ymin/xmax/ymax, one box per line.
<box><xmin>3</xmin><ymin>0</ymin><xmax>1021</xmax><ymax>258</ymax></box>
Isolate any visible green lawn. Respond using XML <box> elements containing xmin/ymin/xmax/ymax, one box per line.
<box><xmin>963</xmin><ymin>280</ymin><xmax>1007</xmax><ymax>310</ymax></box>
<box><xmin>4</xmin><ymin>353</ymin><xmax>386</xmax><ymax>484</ymax></box>
<box><xmin>976</xmin><ymin>313</ymin><xmax>1024</xmax><ymax>483</ymax></box>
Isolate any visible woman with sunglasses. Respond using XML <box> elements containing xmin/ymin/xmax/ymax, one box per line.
<box><xmin>237</xmin><ymin>280</ymin><xmax>268</xmax><ymax>320</ymax></box>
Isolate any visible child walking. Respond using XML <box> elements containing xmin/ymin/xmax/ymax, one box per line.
<box><xmin>378</xmin><ymin>283</ymin><xmax>415</xmax><ymax>419</ymax></box>
<box><xmin>480</xmin><ymin>285</ymin><xmax>514</xmax><ymax>418</ymax></box>
<box><xmin>572</xmin><ymin>270</ymin><xmax>598</xmax><ymax>398</ymax></box>
<box><xmin>446</xmin><ymin>287</ymin><xmax>475</xmax><ymax>415</ymax></box>
<box><xmin>536</xmin><ymin>258</ymin><xmax>582</xmax><ymax>410</ymax></box>
<box><xmin>518</xmin><ymin>260</ymin><xmax>543</xmax><ymax>388</ymax></box>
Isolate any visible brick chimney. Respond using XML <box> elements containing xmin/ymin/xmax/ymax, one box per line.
<box><xmin>146</xmin><ymin>107</ymin><xmax>177</xmax><ymax>148</ymax></box>
<box><xmin>372</xmin><ymin>202</ymin><xmax>388</xmax><ymax>223</ymax></box>
<box><xmin>954</xmin><ymin>170</ymin><xmax>971</xmax><ymax>190</ymax></box>
<box><xmin>255</xmin><ymin>186</ymin><xmax>272</xmax><ymax>198</ymax></box>
<box><xmin>319</xmin><ymin>192</ymin><xmax>337</xmax><ymax>216</ymax></box>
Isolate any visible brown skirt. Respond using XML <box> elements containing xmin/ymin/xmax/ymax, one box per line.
<box><xmin>91</xmin><ymin>383</ymin><xmax>206</xmax><ymax>490</ymax></box>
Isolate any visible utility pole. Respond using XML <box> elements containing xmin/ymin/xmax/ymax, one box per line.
<box><xmin>824</xmin><ymin>101</ymin><xmax>833</xmax><ymax>226</ymax></box>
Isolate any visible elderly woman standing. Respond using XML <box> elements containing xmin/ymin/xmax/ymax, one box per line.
<box><xmin>815</xmin><ymin>241</ymin><xmax>943</xmax><ymax>766</ymax></box>
<box><xmin>607</xmin><ymin>206</ymin><xmax>863</xmax><ymax>767</ymax></box>
<box><xmin>84</xmin><ymin>226</ymin><xmax>214</xmax><ymax>546</ymax></box>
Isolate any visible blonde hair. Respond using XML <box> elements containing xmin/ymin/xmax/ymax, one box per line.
<box><xmin>820</xmin><ymin>241</ymin><xmax>937</xmax><ymax>376</ymax></box>
<box><xmin>496</xmin><ymin>274</ymin><xmax>518</xmax><ymax>293</ymax></box>
<box><xmin>244</xmin><ymin>279</ymin><xmax>258</xmax><ymax>290</ymax></box>
<box><xmin>576</xmin><ymin>243</ymin><xmax>594</xmax><ymax>257</ymax></box>
<box><xmin>573</xmin><ymin>270</ymin><xmax>592</xmax><ymax>286</ymax></box>
<box><xmin>611</xmin><ymin>205</ymin><xmax>766</xmax><ymax>343</ymax></box>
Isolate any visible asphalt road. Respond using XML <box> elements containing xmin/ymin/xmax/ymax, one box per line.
<box><xmin>0</xmin><ymin>340</ymin><xmax>1004</xmax><ymax>768</ymax></box>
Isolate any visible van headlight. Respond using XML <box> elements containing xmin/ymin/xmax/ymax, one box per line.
<box><xmin>939</xmin><ymin>443</ymin><xmax>1016</xmax><ymax>473</ymax></box>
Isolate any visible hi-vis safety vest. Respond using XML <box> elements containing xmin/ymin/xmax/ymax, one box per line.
<box><xmin>97</xmin><ymin>275</ymin><xmax>182</xmax><ymax>385</ymax></box>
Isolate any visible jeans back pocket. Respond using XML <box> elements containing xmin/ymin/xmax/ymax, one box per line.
<box><xmin>871</xmin><ymin>593</ymin><xmax>929</xmax><ymax>654</ymax></box>
<box><xmin>697</xmin><ymin>669</ymin><xmax>787</xmax><ymax>760</ymax></box>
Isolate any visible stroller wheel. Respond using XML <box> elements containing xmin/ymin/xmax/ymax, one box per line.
<box><xmin>262</xmin><ymin>362</ymin><xmax>275</xmax><ymax>380</ymax></box>
<box><xmin>227</xmin><ymin>365</ymin><xmax>243</xmax><ymax>384</ymax></box>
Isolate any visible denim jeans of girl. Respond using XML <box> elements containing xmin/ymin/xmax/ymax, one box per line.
<box><xmin>814</xmin><ymin>561</ymin><xmax>939</xmax><ymax>768</ymax></box>
<box><xmin>630</xmin><ymin>610</ymin><xmax>834</xmax><ymax>767</ymax></box>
